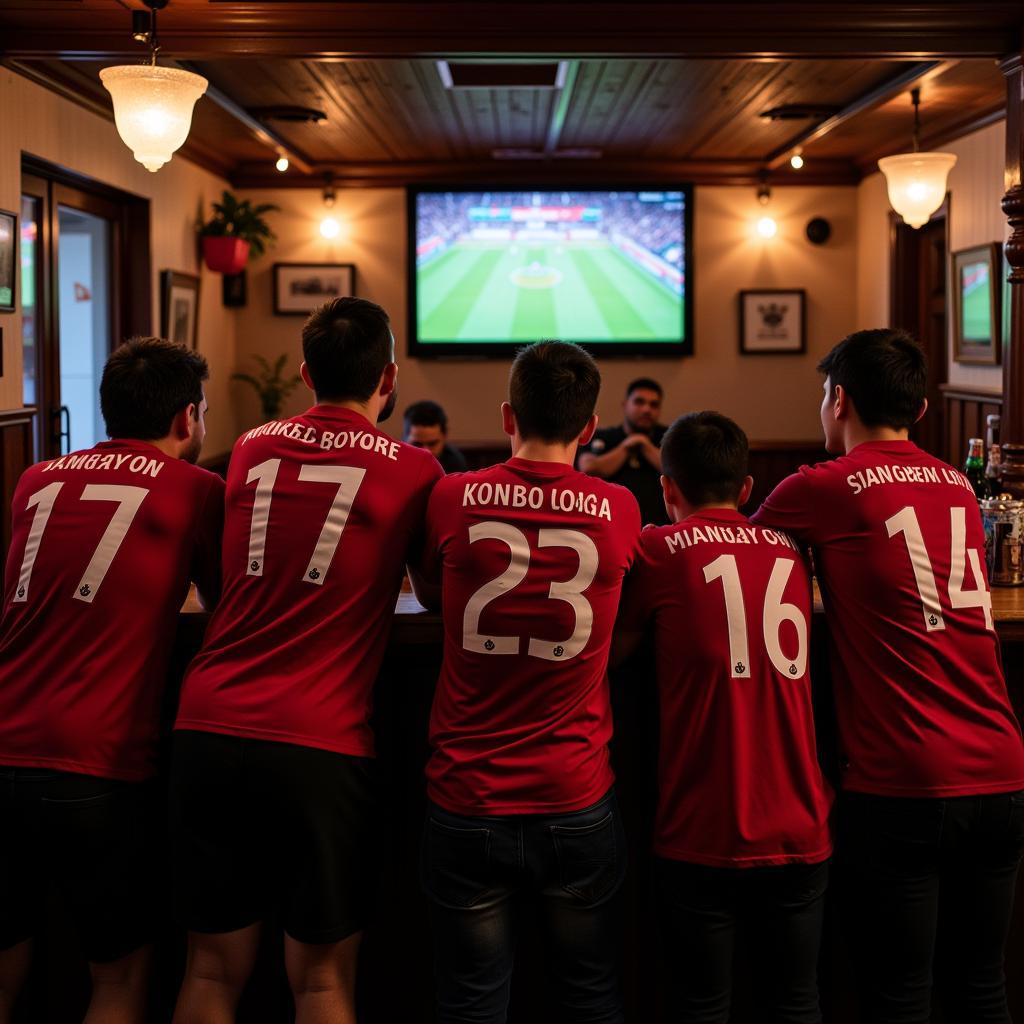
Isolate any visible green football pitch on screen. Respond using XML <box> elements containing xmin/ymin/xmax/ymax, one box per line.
<box><xmin>417</xmin><ymin>242</ymin><xmax>683</xmax><ymax>344</ymax></box>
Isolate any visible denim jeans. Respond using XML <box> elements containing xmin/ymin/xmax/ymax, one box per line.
<box><xmin>655</xmin><ymin>857</ymin><xmax>829</xmax><ymax>1024</ymax></box>
<box><xmin>838</xmin><ymin>790</ymin><xmax>1024</xmax><ymax>1023</ymax></box>
<box><xmin>420</xmin><ymin>789</ymin><xmax>626</xmax><ymax>1024</ymax></box>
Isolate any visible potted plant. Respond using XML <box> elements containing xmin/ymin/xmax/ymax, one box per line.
<box><xmin>199</xmin><ymin>190</ymin><xmax>278</xmax><ymax>274</ymax></box>
<box><xmin>232</xmin><ymin>354</ymin><xmax>302</xmax><ymax>421</ymax></box>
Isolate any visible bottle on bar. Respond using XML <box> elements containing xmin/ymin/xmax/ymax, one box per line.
<box><xmin>964</xmin><ymin>438</ymin><xmax>987</xmax><ymax>500</ymax></box>
<box><xmin>985</xmin><ymin>443</ymin><xmax>1003</xmax><ymax>498</ymax></box>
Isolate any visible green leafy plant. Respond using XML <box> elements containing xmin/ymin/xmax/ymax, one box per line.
<box><xmin>199</xmin><ymin>190</ymin><xmax>278</xmax><ymax>259</ymax></box>
<box><xmin>232</xmin><ymin>354</ymin><xmax>302</xmax><ymax>421</ymax></box>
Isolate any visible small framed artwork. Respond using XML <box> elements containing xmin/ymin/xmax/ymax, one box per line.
<box><xmin>274</xmin><ymin>263</ymin><xmax>355</xmax><ymax>315</ymax></box>
<box><xmin>160</xmin><ymin>270</ymin><xmax>200</xmax><ymax>349</ymax></box>
<box><xmin>952</xmin><ymin>243</ymin><xmax>1001</xmax><ymax>365</ymax></box>
<box><xmin>0</xmin><ymin>208</ymin><xmax>17</xmax><ymax>313</ymax></box>
<box><xmin>739</xmin><ymin>289</ymin><xmax>806</xmax><ymax>354</ymax></box>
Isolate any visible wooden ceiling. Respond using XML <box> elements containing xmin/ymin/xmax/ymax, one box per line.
<box><xmin>0</xmin><ymin>2</ymin><xmax>1016</xmax><ymax>188</ymax></box>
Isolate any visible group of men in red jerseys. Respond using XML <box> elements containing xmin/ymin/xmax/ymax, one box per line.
<box><xmin>0</xmin><ymin>300</ymin><xmax>1022</xmax><ymax>1024</ymax></box>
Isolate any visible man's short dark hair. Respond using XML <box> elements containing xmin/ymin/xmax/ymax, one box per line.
<box><xmin>100</xmin><ymin>337</ymin><xmax>208</xmax><ymax>441</ymax></box>
<box><xmin>817</xmin><ymin>328</ymin><xmax>926</xmax><ymax>430</ymax></box>
<box><xmin>509</xmin><ymin>341</ymin><xmax>601</xmax><ymax>443</ymax></box>
<box><xmin>302</xmin><ymin>297</ymin><xmax>392</xmax><ymax>402</ymax></box>
<box><xmin>626</xmin><ymin>377</ymin><xmax>663</xmax><ymax>399</ymax></box>
<box><xmin>661</xmin><ymin>411</ymin><xmax>749</xmax><ymax>507</ymax></box>
<box><xmin>404</xmin><ymin>400</ymin><xmax>448</xmax><ymax>434</ymax></box>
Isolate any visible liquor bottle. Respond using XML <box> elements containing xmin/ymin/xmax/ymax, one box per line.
<box><xmin>964</xmin><ymin>438</ymin><xmax>987</xmax><ymax>500</ymax></box>
<box><xmin>985</xmin><ymin>443</ymin><xmax>1003</xmax><ymax>498</ymax></box>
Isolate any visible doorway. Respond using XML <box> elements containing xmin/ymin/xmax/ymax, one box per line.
<box><xmin>20</xmin><ymin>158</ymin><xmax>150</xmax><ymax>461</ymax></box>
<box><xmin>890</xmin><ymin>200</ymin><xmax>948</xmax><ymax>461</ymax></box>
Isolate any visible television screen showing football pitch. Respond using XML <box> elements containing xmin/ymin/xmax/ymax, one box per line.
<box><xmin>410</xmin><ymin>189</ymin><xmax>690</xmax><ymax>356</ymax></box>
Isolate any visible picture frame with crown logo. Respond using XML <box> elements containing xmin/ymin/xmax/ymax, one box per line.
<box><xmin>739</xmin><ymin>289</ymin><xmax>806</xmax><ymax>355</ymax></box>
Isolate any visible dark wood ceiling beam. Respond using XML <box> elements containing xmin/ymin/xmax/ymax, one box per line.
<box><xmin>764</xmin><ymin>60</ymin><xmax>952</xmax><ymax>170</ymax></box>
<box><xmin>543</xmin><ymin>60</ymin><xmax>578</xmax><ymax>155</ymax></box>
<box><xmin>1</xmin><ymin>5</ymin><xmax>1022</xmax><ymax>60</ymax></box>
<box><xmin>228</xmin><ymin>157</ymin><xmax>862</xmax><ymax>190</ymax></box>
<box><xmin>173</xmin><ymin>60</ymin><xmax>315</xmax><ymax>174</ymax></box>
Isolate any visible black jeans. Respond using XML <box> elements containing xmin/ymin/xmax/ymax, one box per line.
<box><xmin>420</xmin><ymin>790</ymin><xmax>626</xmax><ymax>1024</ymax></box>
<box><xmin>839</xmin><ymin>790</ymin><xmax>1024</xmax><ymax>1024</ymax></box>
<box><xmin>655</xmin><ymin>857</ymin><xmax>829</xmax><ymax>1024</ymax></box>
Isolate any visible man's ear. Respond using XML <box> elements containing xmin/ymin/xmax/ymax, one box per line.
<box><xmin>833</xmin><ymin>383</ymin><xmax>849</xmax><ymax>421</ymax></box>
<box><xmin>914</xmin><ymin>397</ymin><xmax>928</xmax><ymax>424</ymax></box>
<box><xmin>578</xmin><ymin>413</ymin><xmax>598</xmax><ymax>447</ymax></box>
<box><xmin>501</xmin><ymin>401</ymin><xmax>516</xmax><ymax>438</ymax></box>
<box><xmin>172</xmin><ymin>404</ymin><xmax>194</xmax><ymax>441</ymax></box>
<box><xmin>300</xmin><ymin>361</ymin><xmax>315</xmax><ymax>393</ymax></box>
<box><xmin>737</xmin><ymin>475</ymin><xmax>754</xmax><ymax>508</ymax></box>
<box><xmin>378</xmin><ymin>362</ymin><xmax>398</xmax><ymax>397</ymax></box>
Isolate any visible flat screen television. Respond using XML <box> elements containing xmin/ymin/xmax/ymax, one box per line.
<box><xmin>408</xmin><ymin>186</ymin><xmax>692</xmax><ymax>357</ymax></box>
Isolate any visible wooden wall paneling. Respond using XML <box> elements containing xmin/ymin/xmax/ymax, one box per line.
<box><xmin>0</xmin><ymin>407</ymin><xmax>37</xmax><ymax>589</ymax></box>
<box><xmin>1002</xmin><ymin>55</ymin><xmax>1024</xmax><ymax>444</ymax></box>
<box><xmin>941</xmin><ymin>385</ymin><xmax>1002</xmax><ymax>465</ymax></box>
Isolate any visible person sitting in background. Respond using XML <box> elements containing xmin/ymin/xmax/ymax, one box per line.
<box><xmin>0</xmin><ymin>337</ymin><xmax>223</xmax><ymax>1024</ymax></box>
<box><xmin>614</xmin><ymin>411</ymin><xmax>832</xmax><ymax>1024</ymax></box>
<box><xmin>577</xmin><ymin>377</ymin><xmax>668</xmax><ymax>524</ymax></box>
<box><xmin>404</xmin><ymin>399</ymin><xmax>468</xmax><ymax>473</ymax></box>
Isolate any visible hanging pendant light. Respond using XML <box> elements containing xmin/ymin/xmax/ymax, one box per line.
<box><xmin>878</xmin><ymin>89</ymin><xmax>956</xmax><ymax>229</ymax></box>
<box><xmin>99</xmin><ymin>0</ymin><xmax>207</xmax><ymax>173</ymax></box>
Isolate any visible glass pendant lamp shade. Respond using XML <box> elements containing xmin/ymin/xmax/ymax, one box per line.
<box><xmin>100</xmin><ymin>65</ymin><xmax>208</xmax><ymax>172</ymax></box>
<box><xmin>877</xmin><ymin>152</ymin><xmax>956</xmax><ymax>229</ymax></box>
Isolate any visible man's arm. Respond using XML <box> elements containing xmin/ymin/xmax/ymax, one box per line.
<box><xmin>407</xmin><ymin>465</ymin><xmax>447</xmax><ymax>612</ymax></box>
<box><xmin>191</xmin><ymin>475</ymin><xmax>226</xmax><ymax>611</ymax></box>
<box><xmin>637</xmin><ymin>434</ymin><xmax>662</xmax><ymax>472</ymax></box>
<box><xmin>407</xmin><ymin>565</ymin><xmax>441</xmax><ymax>611</ymax></box>
<box><xmin>579</xmin><ymin>434</ymin><xmax>646</xmax><ymax>478</ymax></box>
<box><xmin>749</xmin><ymin>467</ymin><xmax>819</xmax><ymax>547</ymax></box>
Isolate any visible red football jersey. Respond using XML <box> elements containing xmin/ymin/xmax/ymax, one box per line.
<box><xmin>752</xmin><ymin>440</ymin><xmax>1024</xmax><ymax>797</ymax></box>
<box><xmin>422</xmin><ymin>457</ymin><xmax>642</xmax><ymax>815</ymax></box>
<box><xmin>618</xmin><ymin>509</ymin><xmax>833</xmax><ymax>867</ymax></box>
<box><xmin>0</xmin><ymin>441</ymin><xmax>224</xmax><ymax>781</ymax></box>
<box><xmin>176</xmin><ymin>405</ymin><xmax>443</xmax><ymax>757</ymax></box>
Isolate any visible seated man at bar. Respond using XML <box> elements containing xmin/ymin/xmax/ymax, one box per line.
<box><xmin>614</xmin><ymin>411</ymin><xmax>832</xmax><ymax>1024</ymax></box>
<box><xmin>577</xmin><ymin>376</ymin><xmax>668</xmax><ymax>525</ymax></box>
<box><xmin>170</xmin><ymin>297</ymin><xmax>443</xmax><ymax>1024</ymax></box>
<box><xmin>752</xmin><ymin>328</ymin><xmax>1024</xmax><ymax>1023</ymax></box>
<box><xmin>404</xmin><ymin>399</ymin><xmax>468</xmax><ymax>473</ymax></box>
<box><xmin>418</xmin><ymin>342</ymin><xmax>641</xmax><ymax>1024</ymax></box>
<box><xmin>0</xmin><ymin>338</ymin><xmax>223</xmax><ymax>1024</ymax></box>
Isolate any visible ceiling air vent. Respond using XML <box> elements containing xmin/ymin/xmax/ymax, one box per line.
<box><xmin>759</xmin><ymin>104</ymin><xmax>841</xmax><ymax>121</ymax></box>
<box><xmin>251</xmin><ymin>106</ymin><xmax>327</xmax><ymax>125</ymax></box>
<box><xmin>437</xmin><ymin>61</ymin><xmax>567</xmax><ymax>90</ymax></box>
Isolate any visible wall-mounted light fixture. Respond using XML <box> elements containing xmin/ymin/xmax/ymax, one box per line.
<box><xmin>99</xmin><ymin>0</ymin><xmax>207</xmax><ymax>173</ymax></box>
<box><xmin>755</xmin><ymin>175</ymin><xmax>777</xmax><ymax>238</ymax></box>
<box><xmin>320</xmin><ymin>176</ymin><xmax>341</xmax><ymax>239</ymax></box>
<box><xmin>878</xmin><ymin>89</ymin><xmax>956</xmax><ymax>229</ymax></box>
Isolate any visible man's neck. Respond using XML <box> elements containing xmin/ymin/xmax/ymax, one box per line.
<box><xmin>672</xmin><ymin>501</ymin><xmax>739</xmax><ymax>523</ymax></box>
<box><xmin>314</xmin><ymin>396</ymin><xmax>375</xmax><ymax>423</ymax></box>
<box><xmin>844</xmin><ymin>424</ymin><xmax>910</xmax><ymax>454</ymax></box>
<box><xmin>114</xmin><ymin>436</ymin><xmax>173</xmax><ymax>458</ymax></box>
<box><xmin>624</xmin><ymin>420</ymin><xmax>651</xmax><ymax>436</ymax></box>
<box><xmin>512</xmin><ymin>437</ymin><xmax>578</xmax><ymax>466</ymax></box>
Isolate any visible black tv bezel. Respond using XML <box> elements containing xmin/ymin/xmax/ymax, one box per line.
<box><xmin>406</xmin><ymin>184</ymin><xmax>694</xmax><ymax>359</ymax></box>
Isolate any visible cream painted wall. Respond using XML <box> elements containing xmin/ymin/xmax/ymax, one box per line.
<box><xmin>0</xmin><ymin>67</ymin><xmax>238</xmax><ymax>454</ymax></box>
<box><xmin>856</xmin><ymin>120</ymin><xmax>1007</xmax><ymax>393</ymax></box>
<box><xmin>235</xmin><ymin>184</ymin><xmax>858</xmax><ymax>446</ymax></box>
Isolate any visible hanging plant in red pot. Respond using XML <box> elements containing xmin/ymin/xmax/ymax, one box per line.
<box><xmin>199</xmin><ymin>190</ymin><xmax>278</xmax><ymax>274</ymax></box>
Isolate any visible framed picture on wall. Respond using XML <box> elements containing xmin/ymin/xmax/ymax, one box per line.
<box><xmin>952</xmin><ymin>243</ymin><xmax>1001</xmax><ymax>365</ymax></box>
<box><xmin>160</xmin><ymin>270</ymin><xmax>200</xmax><ymax>349</ymax></box>
<box><xmin>0</xmin><ymin>208</ymin><xmax>17</xmax><ymax>313</ymax></box>
<box><xmin>274</xmin><ymin>263</ymin><xmax>355</xmax><ymax>315</ymax></box>
<box><xmin>738</xmin><ymin>289</ymin><xmax>806</xmax><ymax>354</ymax></box>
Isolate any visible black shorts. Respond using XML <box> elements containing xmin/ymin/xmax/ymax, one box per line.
<box><xmin>0</xmin><ymin>767</ymin><xmax>157</xmax><ymax>963</ymax></box>
<box><xmin>170</xmin><ymin>730</ymin><xmax>381</xmax><ymax>943</ymax></box>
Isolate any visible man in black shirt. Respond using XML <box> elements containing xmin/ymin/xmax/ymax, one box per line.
<box><xmin>403</xmin><ymin>400</ymin><xmax>469</xmax><ymax>474</ymax></box>
<box><xmin>578</xmin><ymin>377</ymin><xmax>668</xmax><ymax>524</ymax></box>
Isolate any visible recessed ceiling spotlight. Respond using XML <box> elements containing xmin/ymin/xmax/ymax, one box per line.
<box><xmin>790</xmin><ymin>152</ymin><xmax>805</xmax><ymax>170</ymax></box>
<box><xmin>275</xmin><ymin>155</ymin><xmax>289</xmax><ymax>173</ymax></box>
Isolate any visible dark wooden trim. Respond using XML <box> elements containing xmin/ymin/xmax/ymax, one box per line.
<box><xmin>1002</xmin><ymin>53</ymin><xmax>1024</xmax><ymax>444</ymax></box>
<box><xmin>940</xmin><ymin>383</ymin><xmax>1003</xmax><ymax>465</ymax></box>
<box><xmin>0</xmin><ymin>407</ymin><xmax>38</xmax><ymax>590</ymax></box>
<box><xmin>2</xmin><ymin>5</ymin><xmax>1022</xmax><ymax>60</ymax></box>
<box><xmin>938</xmin><ymin>383</ymin><xmax>1004</xmax><ymax>401</ymax></box>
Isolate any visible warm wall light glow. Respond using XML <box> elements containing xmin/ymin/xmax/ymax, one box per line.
<box><xmin>878</xmin><ymin>152</ymin><xmax>956</xmax><ymax>229</ymax></box>
<box><xmin>99</xmin><ymin>65</ymin><xmax>207</xmax><ymax>172</ymax></box>
<box><xmin>756</xmin><ymin>216</ymin><xmax>778</xmax><ymax>239</ymax></box>
<box><xmin>790</xmin><ymin>152</ymin><xmax>804</xmax><ymax>170</ymax></box>
<box><xmin>320</xmin><ymin>216</ymin><xmax>341</xmax><ymax>239</ymax></box>
<box><xmin>275</xmin><ymin>155</ymin><xmax>289</xmax><ymax>172</ymax></box>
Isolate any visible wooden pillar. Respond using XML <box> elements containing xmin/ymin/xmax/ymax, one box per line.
<box><xmin>1002</xmin><ymin>55</ymin><xmax>1024</xmax><ymax>441</ymax></box>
